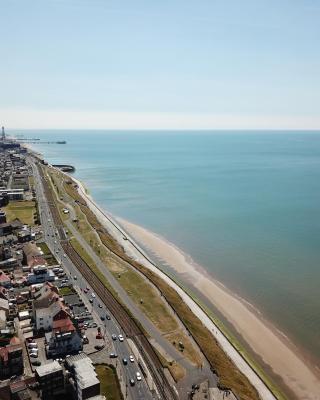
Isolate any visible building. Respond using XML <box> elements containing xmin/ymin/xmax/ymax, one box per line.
<box><xmin>26</xmin><ymin>265</ymin><xmax>55</xmax><ymax>285</ymax></box>
<box><xmin>0</xmin><ymin>342</ymin><xmax>23</xmax><ymax>379</ymax></box>
<box><xmin>0</xmin><ymin>188</ymin><xmax>24</xmax><ymax>200</ymax></box>
<box><xmin>46</xmin><ymin>317</ymin><xmax>83</xmax><ymax>358</ymax></box>
<box><xmin>35</xmin><ymin>299</ymin><xmax>70</xmax><ymax>332</ymax></box>
<box><xmin>22</xmin><ymin>242</ymin><xmax>46</xmax><ymax>267</ymax></box>
<box><xmin>35</xmin><ymin>360</ymin><xmax>65</xmax><ymax>398</ymax></box>
<box><xmin>0</xmin><ymin>270</ymin><xmax>11</xmax><ymax>288</ymax></box>
<box><xmin>66</xmin><ymin>353</ymin><xmax>100</xmax><ymax>400</ymax></box>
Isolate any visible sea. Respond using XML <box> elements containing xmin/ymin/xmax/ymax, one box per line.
<box><xmin>18</xmin><ymin>130</ymin><xmax>320</xmax><ymax>364</ymax></box>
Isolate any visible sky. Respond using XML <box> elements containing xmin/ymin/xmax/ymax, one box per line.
<box><xmin>1</xmin><ymin>0</ymin><xmax>320</xmax><ymax>130</ymax></box>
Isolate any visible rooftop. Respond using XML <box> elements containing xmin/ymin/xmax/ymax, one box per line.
<box><xmin>35</xmin><ymin>360</ymin><xmax>62</xmax><ymax>377</ymax></box>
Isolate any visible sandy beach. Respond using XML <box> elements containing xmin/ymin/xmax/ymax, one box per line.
<box><xmin>49</xmin><ymin>165</ymin><xmax>320</xmax><ymax>400</ymax></box>
<box><xmin>117</xmin><ymin>218</ymin><xmax>320</xmax><ymax>400</ymax></box>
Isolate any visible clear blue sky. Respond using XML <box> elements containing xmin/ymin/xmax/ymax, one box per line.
<box><xmin>1</xmin><ymin>0</ymin><xmax>320</xmax><ymax>129</ymax></box>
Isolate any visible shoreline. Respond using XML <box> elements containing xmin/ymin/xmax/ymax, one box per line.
<box><xmin>29</xmin><ymin>145</ymin><xmax>320</xmax><ymax>399</ymax></box>
<box><xmin>72</xmin><ymin>177</ymin><xmax>320</xmax><ymax>400</ymax></box>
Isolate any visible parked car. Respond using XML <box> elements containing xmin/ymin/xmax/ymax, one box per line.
<box><xmin>110</xmin><ymin>353</ymin><xmax>118</xmax><ymax>358</ymax></box>
<box><xmin>30</xmin><ymin>353</ymin><xmax>38</xmax><ymax>358</ymax></box>
<box><xmin>129</xmin><ymin>355</ymin><xmax>134</xmax><ymax>363</ymax></box>
<box><xmin>136</xmin><ymin>372</ymin><xmax>142</xmax><ymax>381</ymax></box>
<box><xmin>98</xmin><ymin>304</ymin><xmax>102</xmax><ymax>308</ymax></box>
<box><xmin>111</xmin><ymin>334</ymin><xmax>117</xmax><ymax>341</ymax></box>
<box><xmin>28</xmin><ymin>343</ymin><xmax>37</xmax><ymax>349</ymax></box>
<box><xmin>31</xmin><ymin>360</ymin><xmax>41</xmax><ymax>366</ymax></box>
<box><xmin>94</xmin><ymin>344</ymin><xmax>105</xmax><ymax>350</ymax></box>
<box><xmin>122</xmin><ymin>358</ymin><xmax>128</xmax><ymax>365</ymax></box>
<box><xmin>130</xmin><ymin>379</ymin><xmax>135</xmax><ymax>386</ymax></box>
<box><xmin>106</xmin><ymin>314</ymin><xmax>111</xmax><ymax>320</ymax></box>
<box><xmin>118</xmin><ymin>334</ymin><xmax>124</xmax><ymax>342</ymax></box>
<box><xmin>100</xmin><ymin>316</ymin><xmax>105</xmax><ymax>321</ymax></box>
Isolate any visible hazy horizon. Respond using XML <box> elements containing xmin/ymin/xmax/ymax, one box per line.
<box><xmin>1</xmin><ymin>0</ymin><xmax>320</xmax><ymax>130</ymax></box>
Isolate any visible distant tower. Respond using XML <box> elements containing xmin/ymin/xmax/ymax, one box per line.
<box><xmin>1</xmin><ymin>127</ymin><xmax>5</xmax><ymax>141</ymax></box>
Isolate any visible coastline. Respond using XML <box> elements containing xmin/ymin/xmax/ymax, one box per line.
<box><xmin>71</xmin><ymin>175</ymin><xmax>320</xmax><ymax>400</ymax></box>
<box><xmin>29</xmin><ymin>144</ymin><xmax>320</xmax><ymax>399</ymax></box>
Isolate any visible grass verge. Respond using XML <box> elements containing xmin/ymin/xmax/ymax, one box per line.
<box><xmin>95</xmin><ymin>364</ymin><xmax>123</xmax><ymax>400</ymax></box>
<box><xmin>4</xmin><ymin>200</ymin><xmax>37</xmax><ymax>225</ymax></box>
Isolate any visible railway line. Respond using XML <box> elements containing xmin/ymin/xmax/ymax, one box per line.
<box><xmin>36</xmin><ymin>162</ymin><xmax>178</xmax><ymax>400</ymax></box>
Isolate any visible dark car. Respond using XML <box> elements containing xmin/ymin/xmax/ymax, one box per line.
<box><xmin>106</xmin><ymin>314</ymin><xmax>111</xmax><ymax>320</ymax></box>
<box><xmin>100</xmin><ymin>316</ymin><xmax>105</xmax><ymax>321</ymax></box>
<box><xmin>130</xmin><ymin>379</ymin><xmax>135</xmax><ymax>386</ymax></box>
<box><xmin>94</xmin><ymin>344</ymin><xmax>105</xmax><ymax>350</ymax></box>
<box><xmin>111</xmin><ymin>334</ymin><xmax>117</xmax><ymax>340</ymax></box>
<box><xmin>31</xmin><ymin>360</ymin><xmax>41</xmax><ymax>366</ymax></box>
<box><xmin>122</xmin><ymin>358</ymin><xmax>128</xmax><ymax>365</ymax></box>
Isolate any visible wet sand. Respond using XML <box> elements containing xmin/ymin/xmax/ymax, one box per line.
<box><xmin>118</xmin><ymin>218</ymin><xmax>320</xmax><ymax>400</ymax></box>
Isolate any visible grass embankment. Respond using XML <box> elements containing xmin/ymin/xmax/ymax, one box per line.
<box><xmin>4</xmin><ymin>200</ymin><xmax>37</xmax><ymax>225</ymax></box>
<box><xmin>95</xmin><ymin>364</ymin><xmax>123</xmax><ymax>400</ymax></box>
<box><xmin>63</xmin><ymin>180</ymin><xmax>260</xmax><ymax>400</ymax></box>
<box><xmin>59</xmin><ymin>175</ymin><xmax>202</xmax><ymax>371</ymax></box>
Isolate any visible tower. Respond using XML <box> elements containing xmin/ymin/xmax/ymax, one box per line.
<box><xmin>1</xmin><ymin>127</ymin><xmax>5</xmax><ymax>141</ymax></box>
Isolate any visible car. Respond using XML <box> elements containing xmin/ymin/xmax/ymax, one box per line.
<box><xmin>106</xmin><ymin>314</ymin><xmax>111</xmax><ymax>320</ymax></box>
<box><xmin>111</xmin><ymin>334</ymin><xmax>117</xmax><ymax>341</ymax></box>
<box><xmin>118</xmin><ymin>334</ymin><xmax>124</xmax><ymax>342</ymax></box>
<box><xmin>84</xmin><ymin>288</ymin><xmax>88</xmax><ymax>293</ymax></box>
<box><xmin>31</xmin><ymin>360</ymin><xmax>41</xmax><ymax>366</ymax></box>
<box><xmin>122</xmin><ymin>358</ymin><xmax>128</xmax><ymax>365</ymax></box>
<box><xmin>136</xmin><ymin>372</ymin><xmax>142</xmax><ymax>381</ymax></box>
<box><xmin>91</xmin><ymin>293</ymin><xmax>96</xmax><ymax>298</ymax></box>
<box><xmin>96</xmin><ymin>333</ymin><xmax>103</xmax><ymax>340</ymax></box>
<box><xmin>89</xmin><ymin>299</ymin><xmax>93</xmax><ymax>303</ymax></box>
<box><xmin>94</xmin><ymin>344</ymin><xmax>105</xmax><ymax>350</ymax></box>
<box><xmin>90</xmin><ymin>322</ymin><xmax>97</xmax><ymax>328</ymax></box>
<box><xmin>98</xmin><ymin>304</ymin><xmax>102</xmax><ymax>308</ymax></box>
<box><xmin>54</xmin><ymin>240</ymin><xmax>57</xmax><ymax>244</ymax></box>
<box><xmin>63</xmin><ymin>254</ymin><xmax>66</xmax><ymax>257</ymax></box>
<box><xmin>100</xmin><ymin>316</ymin><xmax>105</xmax><ymax>321</ymax></box>
<box><xmin>74</xmin><ymin>276</ymin><xmax>77</xmax><ymax>280</ymax></box>
<box><xmin>28</xmin><ymin>343</ymin><xmax>37</xmax><ymax>349</ymax></box>
<box><xmin>30</xmin><ymin>353</ymin><xmax>38</xmax><ymax>358</ymax></box>
<box><xmin>129</xmin><ymin>379</ymin><xmax>135</xmax><ymax>387</ymax></box>
<box><xmin>110</xmin><ymin>353</ymin><xmax>118</xmax><ymax>358</ymax></box>
<box><xmin>129</xmin><ymin>355</ymin><xmax>134</xmax><ymax>363</ymax></box>
<box><xmin>82</xmin><ymin>336</ymin><xmax>89</xmax><ymax>344</ymax></box>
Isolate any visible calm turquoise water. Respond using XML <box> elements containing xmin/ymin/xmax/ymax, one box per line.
<box><xmin>21</xmin><ymin>130</ymin><xmax>320</xmax><ymax>362</ymax></box>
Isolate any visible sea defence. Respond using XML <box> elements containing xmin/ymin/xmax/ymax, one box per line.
<box><xmin>52</xmin><ymin>164</ymin><xmax>75</xmax><ymax>172</ymax></box>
